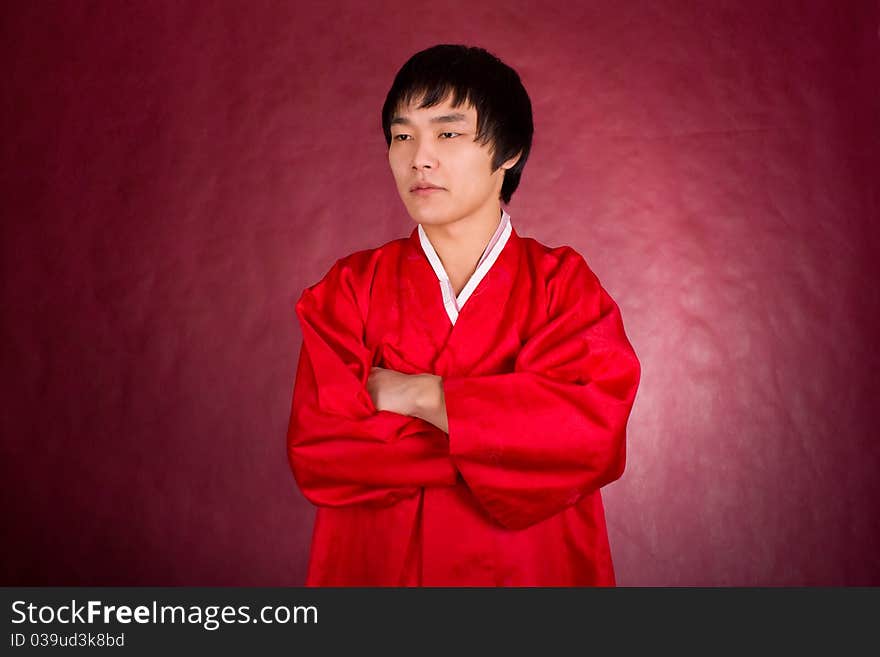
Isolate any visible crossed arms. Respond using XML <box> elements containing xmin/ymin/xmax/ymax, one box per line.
<box><xmin>286</xmin><ymin>250</ymin><xmax>640</xmax><ymax>530</ymax></box>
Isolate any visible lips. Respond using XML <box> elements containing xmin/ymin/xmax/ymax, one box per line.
<box><xmin>410</xmin><ymin>182</ymin><xmax>443</xmax><ymax>191</ymax></box>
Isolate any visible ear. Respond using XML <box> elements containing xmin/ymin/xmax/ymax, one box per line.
<box><xmin>501</xmin><ymin>150</ymin><xmax>522</xmax><ymax>171</ymax></box>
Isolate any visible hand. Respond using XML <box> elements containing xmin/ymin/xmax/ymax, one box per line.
<box><xmin>366</xmin><ymin>367</ymin><xmax>424</xmax><ymax>416</ymax></box>
<box><xmin>367</xmin><ymin>367</ymin><xmax>448</xmax><ymax>433</ymax></box>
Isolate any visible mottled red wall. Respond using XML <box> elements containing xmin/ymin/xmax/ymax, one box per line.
<box><xmin>2</xmin><ymin>1</ymin><xmax>878</xmax><ymax>586</ymax></box>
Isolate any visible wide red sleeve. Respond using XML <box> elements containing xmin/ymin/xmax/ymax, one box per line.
<box><xmin>443</xmin><ymin>249</ymin><xmax>641</xmax><ymax>530</ymax></box>
<box><xmin>287</xmin><ymin>256</ymin><xmax>457</xmax><ymax>508</ymax></box>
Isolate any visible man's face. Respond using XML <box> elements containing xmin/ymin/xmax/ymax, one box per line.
<box><xmin>388</xmin><ymin>95</ymin><xmax>510</xmax><ymax>228</ymax></box>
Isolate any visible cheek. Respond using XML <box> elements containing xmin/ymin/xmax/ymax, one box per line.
<box><xmin>388</xmin><ymin>156</ymin><xmax>408</xmax><ymax>186</ymax></box>
<box><xmin>457</xmin><ymin>155</ymin><xmax>495</xmax><ymax>193</ymax></box>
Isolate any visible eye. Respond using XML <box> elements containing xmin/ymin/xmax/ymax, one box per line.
<box><xmin>439</xmin><ymin>132</ymin><xmax>460</xmax><ymax>139</ymax></box>
<box><xmin>392</xmin><ymin>134</ymin><xmax>411</xmax><ymax>141</ymax></box>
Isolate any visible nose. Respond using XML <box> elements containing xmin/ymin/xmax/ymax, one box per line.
<box><xmin>410</xmin><ymin>137</ymin><xmax>437</xmax><ymax>171</ymax></box>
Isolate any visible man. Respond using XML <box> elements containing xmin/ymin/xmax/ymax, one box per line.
<box><xmin>286</xmin><ymin>44</ymin><xmax>640</xmax><ymax>586</ymax></box>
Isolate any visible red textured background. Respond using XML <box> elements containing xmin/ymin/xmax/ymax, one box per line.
<box><xmin>2</xmin><ymin>1</ymin><xmax>878</xmax><ymax>586</ymax></box>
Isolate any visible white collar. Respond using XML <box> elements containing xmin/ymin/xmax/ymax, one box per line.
<box><xmin>417</xmin><ymin>208</ymin><xmax>513</xmax><ymax>325</ymax></box>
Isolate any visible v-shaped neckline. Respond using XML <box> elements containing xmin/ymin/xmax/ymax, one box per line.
<box><xmin>408</xmin><ymin>220</ymin><xmax>520</xmax><ymax>352</ymax></box>
<box><xmin>415</xmin><ymin>209</ymin><xmax>513</xmax><ymax>326</ymax></box>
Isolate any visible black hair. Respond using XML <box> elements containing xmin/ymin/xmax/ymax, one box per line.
<box><xmin>381</xmin><ymin>44</ymin><xmax>533</xmax><ymax>205</ymax></box>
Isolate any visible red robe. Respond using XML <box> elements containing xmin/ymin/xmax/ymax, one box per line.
<box><xmin>286</xmin><ymin>224</ymin><xmax>640</xmax><ymax>586</ymax></box>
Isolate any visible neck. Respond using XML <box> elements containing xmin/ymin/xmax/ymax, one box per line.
<box><xmin>420</xmin><ymin>202</ymin><xmax>504</xmax><ymax>277</ymax></box>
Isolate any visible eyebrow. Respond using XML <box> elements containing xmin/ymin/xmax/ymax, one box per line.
<box><xmin>390</xmin><ymin>112</ymin><xmax>469</xmax><ymax>126</ymax></box>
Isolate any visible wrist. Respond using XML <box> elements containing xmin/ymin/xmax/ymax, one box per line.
<box><xmin>412</xmin><ymin>374</ymin><xmax>442</xmax><ymax>418</ymax></box>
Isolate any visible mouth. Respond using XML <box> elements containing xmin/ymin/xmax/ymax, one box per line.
<box><xmin>410</xmin><ymin>184</ymin><xmax>445</xmax><ymax>195</ymax></box>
